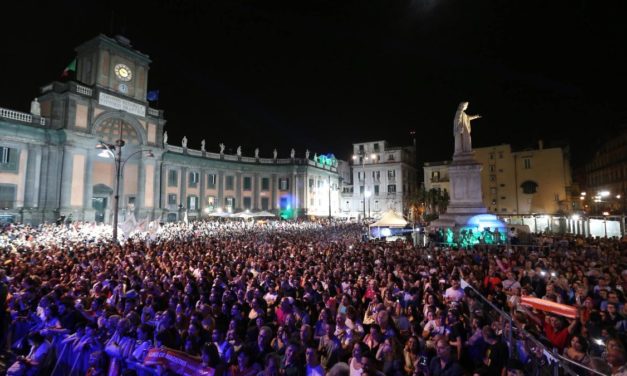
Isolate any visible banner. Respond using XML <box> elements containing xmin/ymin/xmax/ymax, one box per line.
<box><xmin>520</xmin><ymin>296</ymin><xmax>577</xmax><ymax>319</ymax></box>
<box><xmin>144</xmin><ymin>348</ymin><xmax>214</xmax><ymax>376</ymax></box>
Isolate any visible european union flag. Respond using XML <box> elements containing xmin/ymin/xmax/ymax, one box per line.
<box><xmin>147</xmin><ymin>90</ymin><xmax>159</xmax><ymax>101</ymax></box>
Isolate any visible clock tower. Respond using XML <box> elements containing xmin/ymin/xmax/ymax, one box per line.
<box><xmin>75</xmin><ymin>34</ymin><xmax>151</xmax><ymax>101</ymax></box>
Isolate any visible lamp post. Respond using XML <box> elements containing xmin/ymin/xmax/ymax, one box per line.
<box><xmin>97</xmin><ymin>140</ymin><xmax>153</xmax><ymax>243</ymax></box>
<box><xmin>328</xmin><ymin>175</ymin><xmax>332</xmax><ymax>220</ymax></box>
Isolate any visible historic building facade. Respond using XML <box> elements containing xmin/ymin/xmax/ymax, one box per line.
<box><xmin>424</xmin><ymin>141</ymin><xmax>573</xmax><ymax>215</ymax></box>
<box><xmin>0</xmin><ymin>34</ymin><xmax>339</xmax><ymax>225</ymax></box>
<box><xmin>340</xmin><ymin>140</ymin><xmax>417</xmax><ymax>219</ymax></box>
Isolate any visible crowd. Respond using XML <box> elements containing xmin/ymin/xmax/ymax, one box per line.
<box><xmin>0</xmin><ymin>219</ymin><xmax>625</xmax><ymax>376</ymax></box>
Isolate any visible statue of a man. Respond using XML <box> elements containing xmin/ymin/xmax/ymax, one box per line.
<box><xmin>182</xmin><ymin>136</ymin><xmax>188</xmax><ymax>148</ymax></box>
<box><xmin>290</xmin><ymin>148</ymin><xmax>295</xmax><ymax>159</ymax></box>
<box><xmin>237</xmin><ymin>146</ymin><xmax>242</xmax><ymax>157</ymax></box>
<box><xmin>305</xmin><ymin>149</ymin><xmax>310</xmax><ymax>159</ymax></box>
<box><xmin>219</xmin><ymin>143</ymin><xmax>225</xmax><ymax>154</ymax></box>
<box><xmin>314</xmin><ymin>153</ymin><xmax>318</xmax><ymax>162</ymax></box>
<box><xmin>163</xmin><ymin>131</ymin><xmax>168</xmax><ymax>146</ymax></box>
<box><xmin>273</xmin><ymin>149</ymin><xmax>278</xmax><ymax>159</ymax></box>
<box><xmin>201</xmin><ymin>139</ymin><xmax>206</xmax><ymax>152</ymax></box>
<box><xmin>454</xmin><ymin>101</ymin><xmax>481</xmax><ymax>154</ymax></box>
<box><xmin>255</xmin><ymin>148</ymin><xmax>259</xmax><ymax>158</ymax></box>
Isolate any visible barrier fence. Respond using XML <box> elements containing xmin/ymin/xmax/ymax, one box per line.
<box><xmin>461</xmin><ymin>279</ymin><xmax>606</xmax><ymax>376</ymax></box>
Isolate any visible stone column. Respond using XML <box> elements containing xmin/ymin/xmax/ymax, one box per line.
<box><xmin>160</xmin><ymin>162</ymin><xmax>167</xmax><ymax>210</ymax></box>
<box><xmin>180</xmin><ymin>167</ymin><xmax>188</xmax><ymax>209</ymax></box>
<box><xmin>59</xmin><ymin>148</ymin><xmax>73</xmax><ymax>211</ymax></box>
<box><xmin>23</xmin><ymin>146</ymin><xmax>41</xmax><ymax>208</ymax></box>
<box><xmin>235</xmin><ymin>171</ymin><xmax>242</xmax><ymax>211</ymax></box>
<box><xmin>199</xmin><ymin>170</ymin><xmax>206</xmax><ymax>214</ymax></box>
<box><xmin>83</xmin><ymin>151</ymin><xmax>94</xmax><ymax>220</ymax></box>
<box><xmin>271</xmin><ymin>174</ymin><xmax>277</xmax><ymax>210</ymax></box>
<box><xmin>253</xmin><ymin>172</ymin><xmax>260</xmax><ymax>210</ymax></box>
<box><xmin>137</xmin><ymin>159</ymin><xmax>146</xmax><ymax>217</ymax></box>
<box><xmin>218</xmin><ymin>171</ymin><xmax>224</xmax><ymax>209</ymax></box>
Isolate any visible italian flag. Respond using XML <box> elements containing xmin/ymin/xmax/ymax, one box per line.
<box><xmin>61</xmin><ymin>59</ymin><xmax>76</xmax><ymax>78</ymax></box>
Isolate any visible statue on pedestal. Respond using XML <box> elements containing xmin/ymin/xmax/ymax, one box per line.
<box><xmin>237</xmin><ymin>146</ymin><xmax>242</xmax><ymax>157</ymax></box>
<box><xmin>273</xmin><ymin>149</ymin><xmax>278</xmax><ymax>160</ymax></box>
<box><xmin>219</xmin><ymin>143</ymin><xmax>225</xmax><ymax>154</ymax></box>
<box><xmin>305</xmin><ymin>149</ymin><xmax>310</xmax><ymax>159</ymax></box>
<box><xmin>314</xmin><ymin>153</ymin><xmax>318</xmax><ymax>162</ymax></box>
<box><xmin>290</xmin><ymin>148</ymin><xmax>295</xmax><ymax>159</ymax></box>
<box><xmin>255</xmin><ymin>148</ymin><xmax>259</xmax><ymax>158</ymax></box>
<box><xmin>182</xmin><ymin>136</ymin><xmax>188</xmax><ymax>148</ymax></box>
<box><xmin>163</xmin><ymin>131</ymin><xmax>168</xmax><ymax>146</ymax></box>
<box><xmin>453</xmin><ymin>101</ymin><xmax>481</xmax><ymax>154</ymax></box>
<box><xmin>30</xmin><ymin>98</ymin><xmax>41</xmax><ymax>116</ymax></box>
<box><xmin>201</xmin><ymin>139</ymin><xmax>206</xmax><ymax>152</ymax></box>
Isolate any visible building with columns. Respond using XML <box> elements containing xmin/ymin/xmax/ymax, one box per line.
<box><xmin>0</xmin><ymin>34</ymin><xmax>339</xmax><ymax>225</ymax></box>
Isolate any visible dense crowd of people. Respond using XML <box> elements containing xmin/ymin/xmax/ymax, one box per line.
<box><xmin>0</xmin><ymin>219</ymin><xmax>625</xmax><ymax>376</ymax></box>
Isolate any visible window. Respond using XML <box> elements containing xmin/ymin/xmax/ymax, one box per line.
<box><xmin>168</xmin><ymin>170</ymin><xmax>178</xmax><ymax>187</ymax></box>
<box><xmin>387</xmin><ymin>154</ymin><xmax>395</xmax><ymax>161</ymax></box>
<box><xmin>524</xmin><ymin>158</ymin><xmax>532</xmax><ymax>169</ymax></box>
<box><xmin>309</xmin><ymin>179</ymin><xmax>314</xmax><ymax>189</ymax></box>
<box><xmin>372</xmin><ymin>171</ymin><xmax>380</xmax><ymax>181</ymax></box>
<box><xmin>225</xmin><ymin>176</ymin><xmax>234</xmax><ymax>190</ymax></box>
<box><xmin>359</xmin><ymin>145</ymin><xmax>364</xmax><ymax>153</ymax></box>
<box><xmin>0</xmin><ymin>147</ymin><xmax>17</xmax><ymax>171</ymax></box>
<box><xmin>168</xmin><ymin>194</ymin><xmax>177</xmax><ymax>205</ymax></box>
<box><xmin>243</xmin><ymin>176</ymin><xmax>252</xmax><ymax>191</ymax></box>
<box><xmin>207</xmin><ymin>196</ymin><xmax>215</xmax><ymax>211</ymax></box>
<box><xmin>167</xmin><ymin>213</ymin><xmax>177</xmax><ymax>222</ymax></box>
<box><xmin>374</xmin><ymin>200</ymin><xmax>379</xmax><ymax>211</ymax></box>
<box><xmin>500</xmin><ymin>196</ymin><xmax>506</xmax><ymax>200</ymax></box>
<box><xmin>374</xmin><ymin>185</ymin><xmax>379</xmax><ymax>196</ymax></box>
<box><xmin>207</xmin><ymin>174</ymin><xmax>216</xmax><ymax>189</ymax></box>
<box><xmin>489</xmin><ymin>165</ymin><xmax>495</xmax><ymax>173</ymax></box>
<box><xmin>189</xmin><ymin>172</ymin><xmax>199</xmax><ymax>187</ymax></box>
<box><xmin>279</xmin><ymin>178</ymin><xmax>289</xmax><ymax>191</ymax></box>
<box><xmin>490</xmin><ymin>175</ymin><xmax>496</xmax><ymax>182</ymax></box>
<box><xmin>490</xmin><ymin>187</ymin><xmax>497</xmax><ymax>195</ymax></box>
<box><xmin>388</xmin><ymin>184</ymin><xmax>396</xmax><ymax>193</ymax></box>
<box><xmin>373</xmin><ymin>143</ymin><xmax>379</xmax><ymax>152</ymax></box>
<box><xmin>498</xmin><ymin>152</ymin><xmax>503</xmax><ymax>159</ymax></box>
<box><xmin>360</xmin><ymin>186</ymin><xmax>365</xmax><ymax>194</ymax></box>
<box><xmin>261</xmin><ymin>197</ymin><xmax>269</xmax><ymax>210</ymax></box>
<box><xmin>501</xmin><ymin>208</ymin><xmax>507</xmax><ymax>212</ymax></box>
<box><xmin>345</xmin><ymin>201</ymin><xmax>350</xmax><ymax>211</ymax></box>
<box><xmin>225</xmin><ymin>197</ymin><xmax>235</xmax><ymax>209</ymax></box>
<box><xmin>500</xmin><ymin>184</ymin><xmax>505</xmax><ymax>187</ymax></box>
<box><xmin>0</xmin><ymin>147</ymin><xmax>10</xmax><ymax>164</ymax></box>
<box><xmin>489</xmin><ymin>152</ymin><xmax>495</xmax><ymax>160</ymax></box>
<box><xmin>187</xmin><ymin>195</ymin><xmax>198</xmax><ymax>210</ymax></box>
<box><xmin>0</xmin><ymin>185</ymin><xmax>16</xmax><ymax>209</ymax></box>
<box><xmin>358</xmin><ymin>171</ymin><xmax>364</xmax><ymax>181</ymax></box>
<box><xmin>243</xmin><ymin>197</ymin><xmax>252</xmax><ymax>209</ymax></box>
<box><xmin>432</xmin><ymin>171</ymin><xmax>440</xmax><ymax>182</ymax></box>
<box><xmin>388</xmin><ymin>170</ymin><xmax>395</xmax><ymax>178</ymax></box>
<box><xmin>261</xmin><ymin>177</ymin><xmax>270</xmax><ymax>191</ymax></box>
<box><xmin>127</xmin><ymin>196</ymin><xmax>136</xmax><ymax>205</ymax></box>
<box><xmin>520</xmin><ymin>180</ymin><xmax>538</xmax><ymax>194</ymax></box>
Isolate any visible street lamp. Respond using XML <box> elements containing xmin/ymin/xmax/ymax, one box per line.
<box><xmin>96</xmin><ymin>140</ymin><xmax>153</xmax><ymax>242</ymax></box>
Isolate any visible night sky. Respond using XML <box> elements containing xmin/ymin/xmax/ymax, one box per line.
<box><xmin>1</xmin><ymin>0</ymin><xmax>625</xmax><ymax>168</ymax></box>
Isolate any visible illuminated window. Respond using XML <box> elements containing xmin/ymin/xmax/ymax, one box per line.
<box><xmin>524</xmin><ymin>159</ymin><xmax>532</xmax><ymax>169</ymax></box>
<box><xmin>187</xmin><ymin>195</ymin><xmax>198</xmax><ymax>210</ymax></box>
<box><xmin>225</xmin><ymin>197</ymin><xmax>235</xmax><ymax>209</ymax></box>
<box><xmin>207</xmin><ymin>196</ymin><xmax>215</xmax><ymax>210</ymax></box>
<box><xmin>279</xmin><ymin>178</ymin><xmax>289</xmax><ymax>191</ymax></box>
<box><xmin>0</xmin><ymin>147</ymin><xmax>17</xmax><ymax>172</ymax></box>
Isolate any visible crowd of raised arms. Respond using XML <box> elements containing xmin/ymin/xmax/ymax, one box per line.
<box><xmin>0</xmin><ymin>219</ymin><xmax>625</xmax><ymax>376</ymax></box>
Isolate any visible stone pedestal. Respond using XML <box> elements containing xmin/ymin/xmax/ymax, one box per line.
<box><xmin>430</xmin><ymin>152</ymin><xmax>501</xmax><ymax>229</ymax></box>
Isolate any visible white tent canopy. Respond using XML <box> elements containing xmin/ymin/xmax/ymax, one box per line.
<box><xmin>251</xmin><ymin>211</ymin><xmax>277</xmax><ymax>218</ymax></box>
<box><xmin>207</xmin><ymin>211</ymin><xmax>231</xmax><ymax>217</ymax></box>
<box><xmin>369</xmin><ymin>210</ymin><xmax>408</xmax><ymax>228</ymax></box>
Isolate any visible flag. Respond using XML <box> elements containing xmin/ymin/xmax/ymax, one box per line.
<box><xmin>147</xmin><ymin>90</ymin><xmax>160</xmax><ymax>101</ymax></box>
<box><xmin>61</xmin><ymin>59</ymin><xmax>76</xmax><ymax>78</ymax></box>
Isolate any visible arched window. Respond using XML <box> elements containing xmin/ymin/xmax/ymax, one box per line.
<box><xmin>520</xmin><ymin>180</ymin><xmax>538</xmax><ymax>194</ymax></box>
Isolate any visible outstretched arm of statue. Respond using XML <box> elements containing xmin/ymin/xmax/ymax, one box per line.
<box><xmin>469</xmin><ymin>115</ymin><xmax>482</xmax><ymax>121</ymax></box>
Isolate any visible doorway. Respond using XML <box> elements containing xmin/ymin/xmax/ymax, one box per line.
<box><xmin>92</xmin><ymin>197</ymin><xmax>108</xmax><ymax>223</ymax></box>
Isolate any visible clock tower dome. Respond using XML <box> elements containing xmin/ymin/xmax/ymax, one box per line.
<box><xmin>74</xmin><ymin>34</ymin><xmax>151</xmax><ymax>102</ymax></box>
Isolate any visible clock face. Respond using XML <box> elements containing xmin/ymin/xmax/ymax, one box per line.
<box><xmin>114</xmin><ymin>63</ymin><xmax>132</xmax><ymax>81</ymax></box>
